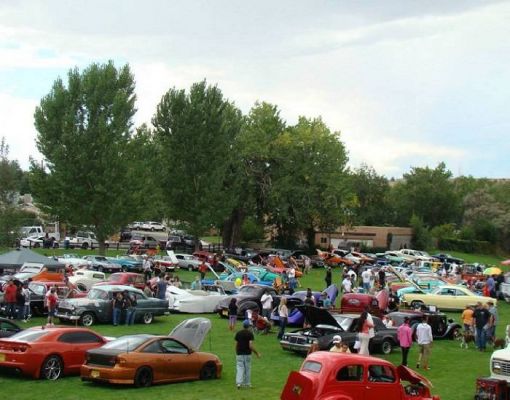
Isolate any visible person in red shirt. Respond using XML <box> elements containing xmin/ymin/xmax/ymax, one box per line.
<box><xmin>46</xmin><ymin>288</ymin><xmax>58</xmax><ymax>326</ymax></box>
<box><xmin>199</xmin><ymin>260</ymin><xmax>208</xmax><ymax>280</ymax></box>
<box><xmin>4</xmin><ymin>280</ymin><xmax>18</xmax><ymax>320</ymax></box>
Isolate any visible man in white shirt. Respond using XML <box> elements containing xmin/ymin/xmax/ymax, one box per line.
<box><xmin>361</xmin><ymin>269</ymin><xmax>372</xmax><ymax>293</ymax></box>
<box><xmin>341</xmin><ymin>276</ymin><xmax>352</xmax><ymax>293</ymax></box>
<box><xmin>287</xmin><ymin>266</ymin><xmax>297</xmax><ymax>293</ymax></box>
<box><xmin>416</xmin><ymin>316</ymin><xmax>433</xmax><ymax>370</ymax></box>
<box><xmin>260</xmin><ymin>291</ymin><xmax>273</xmax><ymax>319</ymax></box>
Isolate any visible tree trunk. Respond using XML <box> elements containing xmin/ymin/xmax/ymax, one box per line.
<box><xmin>306</xmin><ymin>226</ymin><xmax>316</xmax><ymax>252</ymax></box>
<box><xmin>98</xmin><ymin>241</ymin><xmax>107</xmax><ymax>256</ymax></box>
<box><xmin>222</xmin><ymin>208</ymin><xmax>245</xmax><ymax>249</ymax></box>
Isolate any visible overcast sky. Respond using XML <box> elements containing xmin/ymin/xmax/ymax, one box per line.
<box><xmin>0</xmin><ymin>0</ymin><xmax>508</xmax><ymax>178</ymax></box>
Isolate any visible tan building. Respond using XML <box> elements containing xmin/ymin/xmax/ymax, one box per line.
<box><xmin>315</xmin><ymin>226</ymin><xmax>413</xmax><ymax>250</ymax></box>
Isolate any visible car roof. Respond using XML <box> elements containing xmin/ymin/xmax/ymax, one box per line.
<box><xmin>92</xmin><ymin>284</ymin><xmax>143</xmax><ymax>293</ymax></box>
<box><xmin>305</xmin><ymin>351</ymin><xmax>394</xmax><ymax>367</ymax></box>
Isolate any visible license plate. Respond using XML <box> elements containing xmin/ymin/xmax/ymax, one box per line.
<box><xmin>222</xmin><ymin>309</ymin><xmax>228</xmax><ymax>316</ymax></box>
<box><xmin>91</xmin><ymin>370</ymin><xmax>100</xmax><ymax>378</ymax></box>
<box><xmin>0</xmin><ymin>353</ymin><xmax>5</xmax><ymax>362</ymax></box>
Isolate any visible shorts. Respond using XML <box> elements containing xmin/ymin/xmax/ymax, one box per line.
<box><xmin>229</xmin><ymin>315</ymin><xmax>237</xmax><ymax>324</ymax></box>
<box><xmin>48</xmin><ymin>308</ymin><xmax>56</xmax><ymax>317</ymax></box>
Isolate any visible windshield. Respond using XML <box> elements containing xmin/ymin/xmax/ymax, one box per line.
<box><xmin>8</xmin><ymin>330</ymin><xmax>49</xmax><ymax>342</ymax></box>
<box><xmin>20</xmin><ymin>266</ymin><xmax>40</xmax><ymax>273</ymax></box>
<box><xmin>88</xmin><ymin>288</ymin><xmax>109</xmax><ymax>300</ymax></box>
<box><xmin>238</xmin><ymin>286</ymin><xmax>260</xmax><ymax>295</ymax></box>
<box><xmin>334</xmin><ymin>315</ymin><xmax>354</xmax><ymax>331</ymax></box>
<box><xmin>94</xmin><ymin>257</ymin><xmax>107</xmax><ymax>262</ymax></box>
<box><xmin>102</xmin><ymin>335</ymin><xmax>154</xmax><ymax>351</ymax></box>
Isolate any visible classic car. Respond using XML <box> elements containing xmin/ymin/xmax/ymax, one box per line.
<box><xmin>166</xmin><ymin>285</ymin><xmax>228</xmax><ymax>313</ymax></box>
<box><xmin>271</xmin><ymin>285</ymin><xmax>339</xmax><ymax>326</ymax></box>
<box><xmin>93</xmin><ymin>272</ymin><xmax>147</xmax><ymax>290</ymax></box>
<box><xmin>280</xmin><ymin>306</ymin><xmax>398</xmax><ymax>355</ymax></box>
<box><xmin>401</xmin><ymin>285</ymin><xmax>496</xmax><ymax>311</ymax></box>
<box><xmin>280</xmin><ymin>352</ymin><xmax>439</xmax><ymax>400</ymax></box>
<box><xmin>288</xmin><ymin>250</ymin><xmax>325</xmax><ymax>268</ymax></box>
<box><xmin>340</xmin><ymin>290</ymin><xmax>389</xmax><ymax>317</ymax></box>
<box><xmin>56</xmin><ymin>285</ymin><xmax>169</xmax><ymax>326</ymax></box>
<box><xmin>12</xmin><ymin>263</ymin><xmax>65</xmax><ymax>283</ymax></box>
<box><xmin>23</xmin><ymin>280</ymin><xmax>86</xmax><ymax>316</ymax></box>
<box><xmin>19</xmin><ymin>235</ymin><xmax>46</xmax><ymax>248</ymax></box>
<box><xmin>129</xmin><ymin>235</ymin><xmax>159</xmax><ymax>249</ymax></box>
<box><xmin>215</xmin><ymin>284</ymin><xmax>280</xmax><ymax>317</ymax></box>
<box><xmin>317</xmin><ymin>249</ymin><xmax>355</xmax><ymax>267</ymax></box>
<box><xmin>69</xmin><ymin>269</ymin><xmax>106</xmax><ymax>291</ymax></box>
<box><xmin>460</xmin><ymin>263</ymin><xmax>486</xmax><ymax>282</ymax></box>
<box><xmin>81</xmin><ymin>317</ymin><xmax>221</xmax><ymax>387</ymax></box>
<box><xmin>153</xmin><ymin>253</ymin><xmax>179</xmax><ymax>272</ymax></box>
<box><xmin>0</xmin><ymin>326</ymin><xmax>107</xmax><ymax>379</ymax></box>
<box><xmin>82</xmin><ymin>256</ymin><xmax>122</xmax><ymax>273</ymax></box>
<box><xmin>431</xmin><ymin>253</ymin><xmax>464</xmax><ymax>265</ymax></box>
<box><xmin>105</xmin><ymin>255</ymin><xmax>143</xmax><ymax>273</ymax></box>
<box><xmin>57</xmin><ymin>254</ymin><xmax>92</xmax><ymax>269</ymax></box>
<box><xmin>175</xmin><ymin>253</ymin><xmax>202</xmax><ymax>271</ymax></box>
<box><xmin>387</xmin><ymin>311</ymin><xmax>462</xmax><ymax>340</ymax></box>
<box><xmin>0</xmin><ymin>318</ymin><xmax>22</xmax><ymax>338</ymax></box>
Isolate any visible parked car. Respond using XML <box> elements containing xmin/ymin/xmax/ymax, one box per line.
<box><xmin>432</xmin><ymin>253</ymin><xmax>464</xmax><ymax>265</ymax></box>
<box><xmin>401</xmin><ymin>285</ymin><xmax>495</xmax><ymax>311</ymax></box>
<box><xmin>167</xmin><ymin>285</ymin><xmax>228</xmax><ymax>314</ymax></box>
<box><xmin>106</xmin><ymin>255</ymin><xmax>143</xmax><ymax>273</ymax></box>
<box><xmin>82</xmin><ymin>255</ymin><xmax>122</xmax><ymax>273</ymax></box>
<box><xmin>130</xmin><ymin>235</ymin><xmax>158</xmax><ymax>249</ymax></box>
<box><xmin>289</xmin><ymin>250</ymin><xmax>325</xmax><ymax>268</ymax></box>
<box><xmin>340</xmin><ymin>290</ymin><xmax>389</xmax><ymax>317</ymax></box>
<box><xmin>69</xmin><ymin>231</ymin><xmax>99</xmax><ymax>250</ymax></box>
<box><xmin>56</xmin><ymin>285</ymin><xmax>168</xmax><ymax>326</ymax></box>
<box><xmin>141</xmin><ymin>221</ymin><xmax>166</xmax><ymax>231</ymax></box>
<box><xmin>119</xmin><ymin>228</ymin><xmax>132</xmax><ymax>242</ymax></box>
<box><xmin>215</xmin><ymin>284</ymin><xmax>280</xmax><ymax>317</ymax></box>
<box><xmin>23</xmin><ymin>281</ymin><xmax>87</xmax><ymax>316</ymax></box>
<box><xmin>81</xmin><ymin>317</ymin><xmax>221</xmax><ymax>387</ymax></box>
<box><xmin>279</xmin><ymin>306</ymin><xmax>398</xmax><ymax>355</ymax></box>
<box><xmin>19</xmin><ymin>236</ymin><xmax>46</xmax><ymax>248</ymax></box>
<box><xmin>280</xmin><ymin>352</ymin><xmax>439</xmax><ymax>400</ymax></box>
<box><xmin>153</xmin><ymin>254</ymin><xmax>179</xmax><ymax>271</ymax></box>
<box><xmin>387</xmin><ymin>310</ymin><xmax>462</xmax><ymax>340</ymax></box>
<box><xmin>69</xmin><ymin>269</ymin><xmax>106</xmax><ymax>291</ymax></box>
<box><xmin>93</xmin><ymin>272</ymin><xmax>146</xmax><ymax>290</ymax></box>
<box><xmin>0</xmin><ymin>317</ymin><xmax>22</xmax><ymax>338</ymax></box>
<box><xmin>57</xmin><ymin>254</ymin><xmax>91</xmax><ymax>269</ymax></box>
<box><xmin>128</xmin><ymin>221</ymin><xmax>144</xmax><ymax>230</ymax></box>
<box><xmin>175</xmin><ymin>253</ymin><xmax>202</xmax><ymax>271</ymax></box>
<box><xmin>0</xmin><ymin>326</ymin><xmax>107</xmax><ymax>380</ymax></box>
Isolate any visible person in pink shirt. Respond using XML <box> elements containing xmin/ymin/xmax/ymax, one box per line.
<box><xmin>397</xmin><ymin>317</ymin><xmax>413</xmax><ymax>366</ymax></box>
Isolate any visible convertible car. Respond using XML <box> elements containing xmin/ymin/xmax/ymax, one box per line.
<box><xmin>81</xmin><ymin>318</ymin><xmax>222</xmax><ymax>387</ymax></box>
<box><xmin>166</xmin><ymin>285</ymin><xmax>228</xmax><ymax>313</ymax></box>
<box><xmin>401</xmin><ymin>285</ymin><xmax>495</xmax><ymax>311</ymax></box>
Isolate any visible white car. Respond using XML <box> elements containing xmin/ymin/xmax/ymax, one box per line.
<box><xmin>68</xmin><ymin>269</ymin><xmax>106</xmax><ymax>290</ymax></box>
<box><xmin>399</xmin><ymin>249</ymin><xmax>435</xmax><ymax>262</ymax></box>
<box><xmin>142</xmin><ymin>221</ymin><xmax>166</xmax><ymax>231</ymax></box>
<box><xmin>57</xmin><ymin>254</ymin><xmax>92</xmax><ymax>269</ymax></box>
<box><xmin>19</xmin><ymin>236</ymin><xmax>45</xmax><ymax>248</ymax></box>
<box><xmin>175</xmin><ymin>253</ymin><xmax>202</xmax><ymax>271</ymax></box>
<box><xmin>166</xmin><ymin>285</ymin><xmax>227</xmax><ymax>313</ymax></box>
<box><xmin>68</xmin><ymin>231</ymin><xmax>99</xmax><ymax>249</ymax></box>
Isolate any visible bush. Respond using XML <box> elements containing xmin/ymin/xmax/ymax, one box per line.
<box><xmin>437</xmin><ymin>237</ymin><xmax>495</xmax><ymax>254</ymax></box>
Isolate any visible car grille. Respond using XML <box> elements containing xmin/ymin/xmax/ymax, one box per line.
<box><xmin>87</xmin><ymin>353</ymin><xmax>116</xmax><ymax>367</ymax></box>
<box><xmin>492</xmin><ymin>359</ymin><xmax>510</xmax><ymax>376</ymax></box>
<box><xmin>285</xmin><ymin>336</ymin><xmax>307</xmax><ymax>345</ymax></box>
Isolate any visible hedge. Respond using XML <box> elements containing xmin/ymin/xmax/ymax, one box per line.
<box><xmin>437</xmin><ymin>237</ymin><xmax>495</xmax><ymax>254</ymax></box>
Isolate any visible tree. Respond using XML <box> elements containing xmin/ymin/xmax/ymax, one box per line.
<box><xmin>31</xmin><ymin>62</ymin><xmax>138</xmax><ymax>253</ymax></box>
<box><xmin>152</xmin><ymin>80</ymin><xmax>243</xmax><ymax>245</ymax></box>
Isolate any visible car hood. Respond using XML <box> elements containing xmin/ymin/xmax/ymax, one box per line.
<box><xmin>165</xmin><ymin>251</ymin><xmax>179</xmax><ymax>264</ymax></box>
<box><xmin>169</xmin><ymin>317</ymin><xmax>211</xmax><ymax>352</ymax></box>
<box><xmin>397</xmin><ymin>365</ymin><xmax>433</xmax><ymax>388</ymax></box>
<box><xmin>295</xmin><ymin>305</ymin><xmax>341</xmax><ymax>329</ymax></box>
<box><xmin>59</xmin><ymin>297</ymin><xmax>96</xmax><ymax>307</ymax></box>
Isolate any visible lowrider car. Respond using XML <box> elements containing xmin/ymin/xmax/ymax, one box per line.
<box><xmin>81</xmin><ymin>318</ymin><xmax>221</xmax><ymax>387</ymax></box>
<box><xmin>281</xmin><ymin>352</ymin><xmax>439</xmax><ymax>400</ymax></box>
<box><xmin>69</xmin><ymin>269</ymin><xmax>106</xmax><ymax>291</ymax></box>
<box><xmin>280</xmin><ymin>306</ymin><xmax>398</xmax><ymax>355</ymax></box>
<box><xmin>0</xmin><ymin>326</ymin><xmax>106</xmax><ymax>379</ymax></box>
<box><xmin>401</xmin><ymin>285</ymin><xmax>496</xmax><ymax>311</ymax></box>
<box><xmin>56</xmin><ymin>285</ymin><xmax>168</xmax><ymax>326</ymax></box>
<box><xmin>83</xmin><ymin>256</ymin><xmax>122</xmax><ymax>273</ymax></box>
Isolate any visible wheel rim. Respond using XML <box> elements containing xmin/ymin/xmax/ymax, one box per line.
<box><xmin>188</xmin><ymin>266</ymin><xmax>193</xmax><ymax>271</ymax></box>
<box><xmin>143</xmin><ymin>313</ymin><xmax>153</xmax><ymax>324</ymax></box>
<box><xmin>138</xmin><ymin>368</ymin><xmax>152</xmax><ymax>387</ymax></box>
<box><xmin>43</xmin><ymin>357</ymin><xmax>62</xmax><ymax>380</ymax></box>
<box><xmin>382</xmin><ymin>341</ymin><xmax>392</xmax><ymax>354</ymax></box>
<box><xmin>201</xmin><ymin>364</ymin><xmax>216</xmax><ymax>379</ymax></box>
<box><xmin>82</xmin><ymin>314</ymin><xmax>94</xmax><ymax>326</ymax></box>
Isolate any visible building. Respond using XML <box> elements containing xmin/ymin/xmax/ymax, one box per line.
<box><xmin>315</xmin><ymin>226</ymin><xmax>413</xmax><ymax>250</ymax></box>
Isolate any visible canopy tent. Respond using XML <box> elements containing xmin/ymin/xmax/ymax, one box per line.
<box><xmin>0</xmin><ymin>248</ymin><xmax>62</xmax><ymax>270</ymax></box>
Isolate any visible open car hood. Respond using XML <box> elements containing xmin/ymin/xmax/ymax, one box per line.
<box><xmin>169</xmin><ymin>317</ymin><xmax>211</xmax><ymax>352</ymax></box>
<box><xmin>375</xmin><ymin>289</ymin><xmax>389</xmax><ymax>310</ymax></box>
<box><xmin>295</xmin><ymin>305</ymin><xmax>341</xmax><ymax>329</ymax></box>
<box><xmin>397</xmin><ymin>365</ymin><xmax>433</xmax><ymax>388</ymax></box>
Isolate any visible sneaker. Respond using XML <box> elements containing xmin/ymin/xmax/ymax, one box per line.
<box><xmin>424</xmin><ymin>367</ymin><xmax>430</xmax><ymax>371</ymax></box>
<box><xmin>237</xmin><ymin>385</ymin><xmax>241</xmax><ymax>389</ymax></box>
<box><xmin>416</xmin><ymin>364</ymin><xmax>420</xmax><ymax>369</ymax></box>
<box><xmin>22</xmin><ymin>319</ymin><xmax>27</xmax><ymax>323</ymax></box>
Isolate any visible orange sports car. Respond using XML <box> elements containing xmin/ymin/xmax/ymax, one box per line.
<box><xmin>81</xmin><ymin>318</ymin><xmax>222</xmax><ymax>387</ymax></box>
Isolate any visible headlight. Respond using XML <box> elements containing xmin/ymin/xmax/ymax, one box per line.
<box><xmin>492</xmin><ymin>361</ymin><xmax>501</xmax><ymax>373</ymax></box>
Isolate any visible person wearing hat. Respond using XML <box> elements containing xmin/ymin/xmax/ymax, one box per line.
<box><xmin>330</xmin><ymin>335</ymin><xmax>351</xmax><ymax>353</ymax></box>
<box><xmin>397</xmin><ymin>316</ymin><xmax>413</xmax><ymax>366</ymax></box>
<box><xmin>234</xmin><ymin>319</ymin><xmax>261</xmax><ymax>389</ymax></box>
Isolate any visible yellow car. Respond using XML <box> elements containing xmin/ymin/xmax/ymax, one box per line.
<box><xmin>401</xmin><ymin>285</ymin><xmax>496</xmax><ymax>311</ymax></box>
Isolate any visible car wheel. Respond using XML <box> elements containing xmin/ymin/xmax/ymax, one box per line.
<box><xmin>98</xmin><ymin>266</ymin><xmax>104</xmax><ymax>272</ymax></box>
<box><xmin>41</xmin><ymin>355</ymin><xmax>63</xmax><ymax>380</ymax></box>
<box><xmin>239</xmin><ymin>301</ymin><xmax>259</xmax><ymax>317</ymax></box>
<box><xmin>410</xmin><ymin>300</ymin><xmax>425</xmax><ymax>309</ymax></box>
<box><xmin>151</xmin><ymin>227</ymin><xmax>155</xmax><ymax>231</ymax></box>
<box><xmin>122</xmin><ymin>266</ymin><xmax>128</xmax><ymax>272</ymax></box>
<box><xmin>134</xmin><ymin>366</ymin><xmax>153</xmax><ymax>388</ymax></box>
<box><xmin>80</xmin><ymin>312</ymin><xmax>95</xmax><ymax>327</ymax></box>
<box><xmin>82</xmin><ymin>242</ymin><xmax>89</xmax><ymax>250</ymax></box>
<box><xmin>188</xmin><ymin>265</ymin><xmax>194</xmax><ymax>272</ymax></box>
<box><xmin>200</xmin><ymin>362</ymin><xmax>217</xmax><ymax>380</ymax></box>
<box><xmin>451</xmin><ymin>327</ymin><xmax>462</xmax><ymax>340</ymax></box>
<box><xmin>33</xmin><ymin>243</ymin><xmax>40</xmax><ymax>248</ymax></box>
<box><xmin>380</xmin><ymin>339</ymin><xmax>393</xmax><ymax>355</ymax></box>
<box><xmin>142</xmin><ymin>312</ymin><xmax>153</xmax><ymax>324</ymax></box>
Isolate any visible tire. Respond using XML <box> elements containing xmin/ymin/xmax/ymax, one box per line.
<box><xmin>188</xmin><ymin>265</ymin><xmax>194</xmax><ymax>272</ymax></box>
<box><xmin>200</xmin><ymin>362</ymin><xmax>217</xmax><ymax>380</ymax></box>
<box><xmin>410</xmin><ymin>300</ymin><xmax>424</xmax><ymax>309</ymax></box>
<box><xmin>134</xmin><ymin>367</ymin><xmax>153</xmax><ymax>388</ymax></box>
<box><xmin>33</xmin><ymin>243</ymin><xmax>40</xmax><ymax>248</ymax></box>
<box><xmin>151</xmin><ymin>227</ymin><xmax>155</xmax><ymax>231</ymax></box>
<box><xmin>142</xmin><ymin>312</ymin><xmax>153</xmax><ymax>324</ymax></box>
<box><xmin>82</xmin><ymin>242</ymin><xmax>89</xmax><ymax>250</ymax></box>
<box><xmin>122</xmin><ymin>266</ymin><xmax>128</xmax><ymax>272</ymax></box>
<box><xmin>80</xmin><ymin>312</ymin><xmax>96</xmax><ymax>327</ymax></box>
<box><xmin>380</xmin><ymin>339</ymin><xmax>393</xmax><ymax>355</ymax></box>
<box><xmin>239</xmin><ymin>301</ymin><xmax>259</xmax><ymax>317</ymax></box>
<box><xmin>98</xmin><ymin>266</ymin><xmax>104</xmax><ymax>272</ymax></box>
<box><xmin>451</xmin><ymin>327</ymin><xmax>462</xmax><ymax>340</ymax></box>
<box><xmin>40</xmin><ymin>355</ymin><xmax>63</xmax><ymax>380</ymax></box>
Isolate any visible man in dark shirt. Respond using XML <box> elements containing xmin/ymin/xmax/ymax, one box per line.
<box><xmin>473</xmin><ymin>302</ymin><xmax>491</xmax><ymax>351</ymax></box>
<box><xmin>234</xmin><ymin>319</ymin><xmax>260</xmax><ymax>389</ymax></box>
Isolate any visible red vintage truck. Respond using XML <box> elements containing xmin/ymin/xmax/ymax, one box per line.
<box><xmin>281</xmin><ymin>352</ymin><xmax>440</xmax><ymax>400</ymax></box>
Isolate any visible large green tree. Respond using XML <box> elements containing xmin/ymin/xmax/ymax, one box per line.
<box><xmin>31</xmin><ymin>62</ymin><xmax>138</xmax><ymax>253</ymax></box>
<box><xmin>152</xmin><ymin>80</ymin><xmax>243</xmax><ymax>244</ymax></box>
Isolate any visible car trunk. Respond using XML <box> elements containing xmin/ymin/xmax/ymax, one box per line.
<box><xmin>281</xmin><ymin>371</ymin><xmax>318</xmax><ymax>400</ymax></box>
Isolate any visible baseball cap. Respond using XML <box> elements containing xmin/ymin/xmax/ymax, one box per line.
<box><xmin>243</xmin><ymin>319</ymin><xmax>251</xmax><ymax>328</ymax></box>
<box><xmin>333</xmin><ymin>335</ymin><xmax>342</xmax><ymax>344</ymax></box>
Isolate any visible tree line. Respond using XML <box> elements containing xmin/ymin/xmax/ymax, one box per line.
<box><xmin>0</xmin><ymin>62</ymin><xmax>508</xmax><ymax>253</ymax></box>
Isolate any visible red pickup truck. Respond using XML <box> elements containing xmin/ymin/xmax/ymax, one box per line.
<box><xmin>281</xmin><ymin>352</ymin><xmax>440</xmax><ymax>400</ymax></box>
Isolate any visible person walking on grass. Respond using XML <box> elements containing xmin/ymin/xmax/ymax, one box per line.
<box><xmin>277</xmin><ymin>297</ymin><xmax>289</xmax><ymax>340</ymax></box>
<box><xmin>235</xmin><ymin>319</ymin><xmax>260</xmax><ymax>389</ymax></box>
<box><xmin>356</xmin><ymin>311</ymin><xmax>373</xmax><ymax>355</ymax></box>
<box><xmin>46</xmin><ymin>288</ymin><xmax>58</xmax><ymax>326</ymax></box>
<box><xmin>397</xmin><ymin>317</ymin><xmax>413</xmax><ymax>366</ymax></box>
<box><xmin>416</xmin><ymin>316</ymin><xmax>433</xmax><ymax>370</ymax></box>
<box><xmin>228</xmin><ymin>298</ymin><xmax>238</xmax><ymax>331</ymax></box>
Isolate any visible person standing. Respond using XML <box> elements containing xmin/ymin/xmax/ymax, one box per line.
<box><xmin>341</xmin><ymin>274</ymin><xmax>352</xmax><ymax>293</ymax></box>
<box><xmin>397</xmin><ymin>317</ymin><xmax>413</xmax><ymax>366</ymax></box>
<box><xmin>303</xmin><ymin>256</ymin><xmax>312</xmax><ymax>274</ymax></box>
<box><xmin>46</xmin><ymin>288</ymin><xmax>58</xmax><ymax>326</ymax></box>
<box><xmin>356</xmin><ymin>311</ymin><xmax>373</xmax><ymax>355</ymax></box>
<box><xmin>124</xmin><ymin>290</ymin><xmax>136</xmax><ymax>325</ymax></box>
<box><xmin>461</xmin><ymin>305</ymin><xmax>474</xmax><ymax>333</ymax></box>
<box><xmin>4</xmin><ymin>280</ymin><xmax>17</xmax><ymax>320</ymax></box>
<box><xmin>234</xmin><ymin>319</ymin><xmax>260</xmax><ymax>389</ymax></box>
<box><xmin>486</xmin><ymin>275</ymin><xmax>496</xmax><ymax>298</ymax></box>
<box><xmin>156</xmin><ymin>275</ymin><xmax>167</xmax><ymax>300</ymax></box>
<box><xmin>143</xmin><ymin>256</ymin><xmax>152</xmax><ymax>282</ymax></box>
<box><xmin>287</xmin><ymin>265</ymin><xmax>297</xmax><ymax>294</ymax></box>
<box><xmin>191</xmin><ymin>275</ymin><xmax>202</xmax><ymax>290</ymax></box>
<box><xmin>330</xmin><ymin>335</ymin><xmax>351</xmax><ymax>353</ymax></box>
<box><xmin>260</xmin><ymin>291</ymin><xmax>273</xmax><ymax>320</ymax></box>
<box><xmin>112</xmin><ymin>292</ymin><xmax>123</xmax><ymax>326</ymax></box>
<box><xmin>325</xmin><ymin>266</ymin><xmax>332</xmax><ymax>288</ymax></box>
<box><xmin>199</xmin><ymin>260</ymin><xmax>208</xmax><ymax>280</ymax></box>
<box><xmin>277</xmin><ymin>298</ymin><xmax>289</xmax><ymax>340</ymax></box>
<box><xmin>416</xmin><ymin>316</ymin><xmax>433</xmax><ymax>370</ymax></box>
<box><xmin>473</xmin><ymin>302</ymin><xmax>491</xmax><ymax>351</ymax></box>
<box><xmin>21</xmin><ymin>282</ymin><xmax>31</xmax><ymax>322</ymax></box>
<box><xmin>487</xmin><ymin>301</ymin><xmax>498</xmax><ymax>343</ymax></box>
<box><xmin>378</xmin><ymin>268</ymin><xmax>386</xmax><ymax>289</ymax></box>
<box><xmin>361</xmin><ymin>269</ymin><xmax>372</xmax><ymax>293</ymax></box>
<box><xmin>228</xmin><ymin>298</ymin><xmax>238</xmax><ymax>331</ymax></box>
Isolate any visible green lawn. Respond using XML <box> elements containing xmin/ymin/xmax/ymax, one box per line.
<box><xmin>0</xmin><ymin>249</ymin><xmax>508</xmax><ymax>399</ymax></box>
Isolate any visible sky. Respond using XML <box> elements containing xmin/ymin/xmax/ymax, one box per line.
<box><xmin>0</xmin><ymin>0</ymin><xmax>508</xmax><ymax>178</ymax></box>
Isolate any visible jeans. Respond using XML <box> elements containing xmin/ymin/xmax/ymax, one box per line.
<box><xmin>262</xmin><ymin>309</ymin><xmax>271</xmax><ymax>319</ymax></box>
<box><xmin>113</xmin><ymin>307</ymin><xmax>122</xmax><ymax>325</ymax></box>
<box><xmin>476</xmin><ymin>327</ymin><xmax>487</xmax><ymax>350</ymax></box>
<box><xmin>125</xmin><ymin>308</ymin><xmax>136</xmax><ymax>325</ymax></box>
<box><xmin>6</xmin><ymin>303</ymin><xmax>16</xmax><ymax>319</ymax></box>
<box><xmin>363</xmin><ymin>282</ymin><xmax>371</xmax><ymax>292</ymax></box>
<box><xmin>236</xmin><ymin>355</ymin><xmax>252</xmax><ymax>387</ymax></box>
<box><xmin>278</xmin><ymin>317</ymin><xmax>287</xmax><ymax>340</ymax></box>
<box><xmin>401</xmin><ymin>346</ymin><xmax>410</xmax><ymax>366</ymax></box>
<box><xmin>22</xmin><ymin>304</ymin><xmax>31</xmax><ymax>320</ymax></box>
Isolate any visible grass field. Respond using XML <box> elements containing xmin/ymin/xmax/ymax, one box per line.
<box><xmin>0</xmin><ymin>247</ymin><xmax>509</xmax><ymax>399</ymax></box>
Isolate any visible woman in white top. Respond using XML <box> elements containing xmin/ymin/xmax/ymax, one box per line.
<box><xmin>277</xmin><ymin>298</ymin><xmax>289</xmax><ymax>340</ymax></box>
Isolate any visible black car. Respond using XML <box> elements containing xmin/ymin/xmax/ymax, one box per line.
<box><xmin>432</xmin><ymin>253</ymin><xmax>464</xmax><ymax>265</ymax></box>
<box><xmin>215</xmin><ymin>284</ymin><xmax>280</xmax><ymax>317</ymax></box>
<box><xmin>279</xmin><ymin>305</ymin><xmax>398</xmax><ymax>355</ymax></box>
<box><xmin>0</xmin><ymin>317</ymin><xmax>22</xmax><ymax>338</ymax></box>
<box><xmin>387</xmin><ymin>310</ymin><xmax>462</xmax><ymax>340</ymax></box>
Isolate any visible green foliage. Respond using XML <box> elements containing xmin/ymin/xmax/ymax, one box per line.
<box><xmin>240</xmin><ymin>216</ymin><xmax>265</xmax><ymax>242</ymax></box>
<box><xmin>409</xmin><ymin>214</ymin><xmax>432</xmax><ymax>250</ymax></box>
<box><xmin>437</xmin><ymin>237</ymin><xmax>495</xmax><ymax>254</ymax></box>
<box><xmin>31</xmin><ymin>62</ymin><xmax>138</xmax><ymax>250</ymax></box>
<box><xmin>0</xmin><ymin>137</ymin><xmax>25</xmax><ymax>205</ymax></box>
<box><xmin>430</xmin><ymin>223</ymin><xmax>456</xmax><ymax>241</ymax></box>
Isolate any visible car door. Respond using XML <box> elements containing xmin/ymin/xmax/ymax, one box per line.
<box><xmin>57</xmin><ymin>331</ymin><xmax>105</xmax><ymax>372</ymax></box>
<box><xmin>159</xmin><ymin>338</ymin><xmax>198</xmax><ymax>380</ymax></box>
<box><xmin>333</xmin><ymin>364</ymin><xmax>365</xmax><ymax>399</ymax></box>
<box><xmin>364</xmin><ymin>363</ymin><xmax>400</xmax><ymax>400</ymax></box>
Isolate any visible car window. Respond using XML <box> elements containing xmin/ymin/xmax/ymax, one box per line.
<box><xmin>135</xmin><ymin>276</ymin><xmax>145</xmax><ymax>284</ymax></box>
<box><xmin>368</xmin><ymin>365</ymin><xmax>396</xmax><ymax>383</ymax></box>
<box><xmin>29</xmin><ymin>284</ymin><xmax>45</xmax><ymax>296</ymax></box>
<box><xmin>7</xmin><ymin>330</ymin><xmax>49</xmax><ymax>342</ymax></box>
<box><xmin>302</xmin><ymin>361</ymin><xmax>322</xmax><ymax>373</ymax></box>
<box><xmin>76</xmin><ymin>272</ymin><xmax>85</xmax><ymax>276</ymax></box>
<box><xmin>134</xmin><ymin>293</ymin><xmax>145</xmax><ymax>301</ymax></box>
<box><xmin>160</xmin><ymin>339</ymin><xmax>188</xmax><ymax>354</ymax></box>
<box><xmin>103</xmin><ymin>335</ymin><xmax>153</xmax><ymax>351</ymax></box>
<box><xmin>93</xmin><ymin>274</ymin><xmax>104</xmax><ymax>279</ymax></box>
<box><xmin>88</xmin><ymin>288</ymin><xmax>109</xmax><ymax>300</ymax></box>
<box><xmin>337</xmin><ymin>365</ymin><xmax>363</xmax><ymax>381</ymax></box>
<box><xmin>58</xmin><ymin>331</ymin><xmax>103</xmax><ymax>343</ymax></box>
<box><xmin>0</xmin><ymin>321</ymin><xmax>17</xmax><ymax>331</ymax></box>
<box><xmin>142</xmin><ymin>340</ymin><xmax>164</xmax><ymax>353</ymax></box>
<box><xmin>455</xmin><ymin>289</ymin><xmax>467</xmax><ymax>296</ymax></box>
